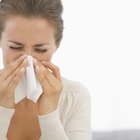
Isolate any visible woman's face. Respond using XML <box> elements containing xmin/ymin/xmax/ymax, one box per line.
<box><xmin>0</xmin><ymin>16</ymin><xmax>58</xmax><ymax>66</ymax></box>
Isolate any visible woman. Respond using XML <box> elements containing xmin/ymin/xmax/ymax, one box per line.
<box><xmin>0</xmin><ymin>0</ymin><xmax>91</xmax><ymax>139</ymax></box>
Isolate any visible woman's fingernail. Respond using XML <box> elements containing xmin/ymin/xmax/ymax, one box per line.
<box><xmin>41</xmin><ymin>61</ymin><xmax>46</xmax><ymax>64</ymax></box>
<box><xmin>23</xmin><ymin>58</ymin><xmax>28</xmax><ymax>63</ymax></box>
<box><xmin>36</xmin><ymin>65</ymin><xmax>40</xmax><ymax>71</ymax></box>
<box><xmin>20</xmin><ymin>67</ymin><xmax>25</xmax><ymax>72</ymax></box>
<box><xmin>33</xmin><ymin>58</ymin><xmax>37</xmax><ymax>63</ymax></box>
<box><xmin>21</xmin><ymin>55</ymin><xmax>27</xmax><ymax>59</ymax></box>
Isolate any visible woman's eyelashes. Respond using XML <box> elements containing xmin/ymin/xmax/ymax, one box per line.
<box><xmin>34</xmin><ymin>48</ymin><xmax>48</xmax><ymax>53</ymax></box>
<box><xmin>9</xmin><ymin>46</ymin><xmax>48</xmax><ymax>53</ymax></box>
<box><xmin>9</xmin><ymin>46</ymin><xmax>23</xmax><ymax>51</ymax></box>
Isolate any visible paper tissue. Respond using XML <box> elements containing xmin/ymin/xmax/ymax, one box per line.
<box><xmin>15</xmin><ymin>55</ymin><xmax>43</xmax><ymax>104</ymax></box>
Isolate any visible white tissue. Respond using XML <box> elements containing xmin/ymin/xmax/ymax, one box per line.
<box><xmin>15</xmin><ymin>55</ymin><xmax>43</xmax><ymax>103</ymax></box>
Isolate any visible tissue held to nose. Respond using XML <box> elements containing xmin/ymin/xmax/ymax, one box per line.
<box><xmin>15</xmin><ymin>55</ymin><xmax>42</xmax><ymax>104</ymax></box>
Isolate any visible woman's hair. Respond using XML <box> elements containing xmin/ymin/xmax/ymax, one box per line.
<box><xmin>0</xmin><ymin>0</ymin><xmax>64</xmax><ymax>45</ymax></box>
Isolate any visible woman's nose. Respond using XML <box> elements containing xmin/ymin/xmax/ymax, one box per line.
<box><xmin>24</xmin><ymin>49</ymin><xmax>34</xmax><ymax>57</ymax></box>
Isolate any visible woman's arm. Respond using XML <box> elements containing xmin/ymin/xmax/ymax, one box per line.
<box><xmin>33</xmin><ymin>60</ymin><xmax>91</xmax><ymax>139</ymax></box>
<box><xmin>64</xmin><ymin>86</ymin><xmax>91</xmax><ymax>140</ymax></box>
<box><xmin>38</xmin><ymin>83</ymin><xmax>91</xmax><ymax>140</ymax></box>
<box><xmin>0</xmin><ymin>55</ymin><xmax>27</xmax><ymax>139</ymax></box>
<box><xmin>0</xmin><ymin>106</ymin><xmax>15</xmax><ymax>139</ymax></box>
<box><xmin>39</xmin><ymin>109</ymin><xmax>69</xmax><ymax>140</ymax></box>
<box><xmin>7</xmin><ymin>99</ymin><xmax>41</xmax><ymax>140</ymax></box>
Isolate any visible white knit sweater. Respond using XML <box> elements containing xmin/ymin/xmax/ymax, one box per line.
<box><xmin>0</xmin><ymin>78</ymin><xmax>91</xmax><ymax>140</ymax></box>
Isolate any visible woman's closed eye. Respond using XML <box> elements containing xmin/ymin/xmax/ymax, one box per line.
<box><xmin>9</xmin><ymin>46</ymin><xmax>23</xmax><ymax>51</ymax></box>
<box><xmin>34</xmin><ymin>48</ymin><xmax>48</xmax><ymax>53</ymax></box>
<box><xmin>9</xmin><ymin>46</ymin><xmax>48</xmax><ymax>53</ymax></box>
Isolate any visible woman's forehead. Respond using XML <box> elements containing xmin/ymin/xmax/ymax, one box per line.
<box><xmin>1</xmin><ymin>16</ymin><xmax>56</xmax><ymax>44</ymax></box>
<box><xmin>4</xmin><ymin>16</ymin><xmax>55</xmax><ymax>33</ymax></box>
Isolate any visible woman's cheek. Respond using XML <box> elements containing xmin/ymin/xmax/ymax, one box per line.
<box><xmin>34</xmin><ymin>53</ymin><xmax>52</xmax><ymax>62</ymax></box>
<box><xmin>3</xmin><ymin>50</ymin><xmax>23</xmax><ymax>66</ymax></box>
<box><xmin>34</xmin><ymin>47</ymin><xmax>56</xmax><ymax>62</ymax></box>
<box><xmin>46</xmin><ymin>46</ymin><xmax>57</xmax><ymax>61</ymax></box>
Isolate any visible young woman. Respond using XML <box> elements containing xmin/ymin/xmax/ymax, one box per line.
<box><xmin>0</xmin><ymin>0</ymin><xmax>91</xmax><ymax>139</ymax></box>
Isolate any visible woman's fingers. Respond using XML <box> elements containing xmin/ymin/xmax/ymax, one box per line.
<box><xmin>0</xmin><ymin>55</ymin><xmax>27</xmax><ymax>108</ymax></box>
<box><xmin>6</xmin><ymin>59</ymin><xmax>27</xmax><ymax>86</ymax></box>
<box><xmin>33</xmin><ymin>59</ymin><xmax>63</xmax><ymax>114</ymax></box>
<box><xmin>1</xmin><ymin>56</ymin><xmax>27</xmax><ymax>90</ymax></box>
<box><xmin>34</xmin><ymin>59</ymin><xmax>62</xmax><ymax>94</ymax></box>
<box><xmin>35</xmin><ymin>61</ymin><xmax>57</xmax><ymax>86</ymax></box>
<box><xmin>33</xmin><ymin>59</ymin><xmax>61</xmax><ymax>80</ymax></box>
<box><xmin>0</xmin><ymin>69</ymin><xmax>4</xmax><ymax>75</ymax></box>
<box><xmin>41</xmin><ymin>61</ymin><xmax>61</xmax><ymax>81</ymax></box>
<box><xmin>1</xmin><ymin>55</ymin><xmax>27</xmax><ymax>80</ymax></box>
<box><xmin>34</xmin><ymin>63</ymin><xmax>50</xmax><ymax>90</ymax></box>
<box><xmin>7</xmin><ymin>67</ymin><xmax>26</xmax><ymax>98</ymax></box>
<box><xmin>1</xmin><ymin>59</ymin><xmax>27</xmax><ymax>99</ymax></box>
<box><xmin>0</xmin><ymin>57</ymin><xmax>27</xmax><ymax>92</ymax></box>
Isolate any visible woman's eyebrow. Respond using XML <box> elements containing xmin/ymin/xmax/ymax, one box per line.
<box><xmin>8</xmin><ymin>40</ymin><xmax>23</xmax><ymax>46</ymax></box>
<box><xmin>8</xmin><ymin>40</ymin><xmax>50</xmax><ymax>47</ymax></box>
<box><xmin>34</xmin><ymin>43</ymin><xmax>50</xmax><ymax>47</ymax></box>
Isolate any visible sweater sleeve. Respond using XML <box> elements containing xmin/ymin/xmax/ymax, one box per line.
<box><xmin>64</xmin><ymin>84</ymin><xmax>92</xmax><ymax>140</ymax></box>
<box><xmin>38</xmin><ymin>83</ymin><xmax>92</xmax><ymax>140</ymax></box>
<box><xmin>0</xmin><ymin>106</ymin><xmax>15</xmax><ymax>140</ymax></box>
<box><xmin>38</xmin><ymin>109</ymin><xmax>69</xmax><ymax>140</ymax></box>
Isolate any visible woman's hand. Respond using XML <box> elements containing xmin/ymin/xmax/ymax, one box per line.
<box><xmin>0</xmin><ymin>55</ymin><xmax>27</xmax><ymax>109</ymax></box>
<box><xmin>34</xmin><ymin>60</ymin><xmax>63</xmax><ymax>115</ymax></box>
<box><xmin>7</xmin><ymin>98</ymin><xmax>41</xmax><ymax>140</ymax></box>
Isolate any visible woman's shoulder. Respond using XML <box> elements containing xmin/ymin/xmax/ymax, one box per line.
<box><xmin>61</xmin><ymin>77</ymin><xmax>90</xmax><ymax>100</ymax></box>
<box><xmin>58</xmin><ymin>77</ymin><xmax>91</xmax><ymax>122</ymax></box>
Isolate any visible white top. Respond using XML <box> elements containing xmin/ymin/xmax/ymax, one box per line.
<box><xmin>0</xmin><ymin>78</ymin><xmax>91</xmax><ymax>140</ymax></box>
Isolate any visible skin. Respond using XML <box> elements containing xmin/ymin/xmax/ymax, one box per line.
<box><xmin>0</xmin><ymin>16</ymin><xmax>63</xmax><ymax>139</ymax></box>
